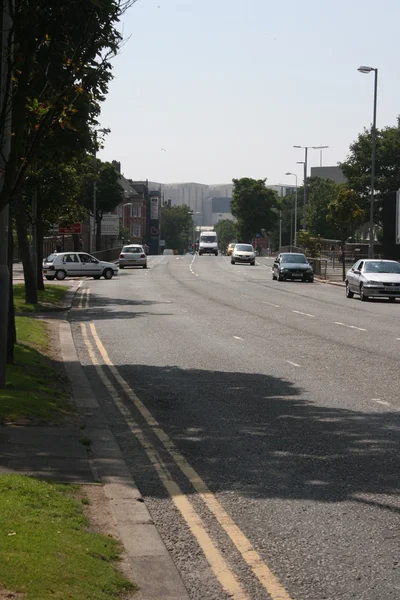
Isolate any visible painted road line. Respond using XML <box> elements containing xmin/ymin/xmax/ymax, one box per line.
<box><xmin>372</xmin><ymin>399</ymin><xmax>391</xmax><ymax>407</ymax></box>
<box><xmin>85</xmin><ymin>288</ymin><xmax>90</xmax><ymax>309</ymax></box>
<box><xmin>262</xmin><ymin>301</ymin><xmax>280</xmax><ymax>308</ymax></box>
<box><xmin>78</xmin><ymin>288</ymin><xmax>88</xmax><ymax>310</ymax></box>
<box><xmin>233</xmin><ymin>336</ymin><xmax>243</xmax><ymax>340</ymax></box>
<box><xmin>335</xmin><ymin>322</ymin><xmax>367</xmax><ymax>332</ymax></box>
<box><xmin>89</xmin><ymin>322</ymin><xmax>293</xmax><ymax>600</ymax></box>
<box><xmin>80</xmin><ymin>324</ymin><xmax>248</xmax><ymax>600</ymax></box>
<box><xmin>286</xmin><ymin>361</ymin><xmax>301</xmax><ymax>368</ymax></box>
<box><xmin>292</xmin><ymin>310</ymin><xmax>314</xmax><ymax>318</ymax></box>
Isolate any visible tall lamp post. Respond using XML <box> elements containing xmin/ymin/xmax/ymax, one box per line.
<box><xmin>285</xmin><ymin>172</ymin><xmax>298</xmax><ymax>246</ymax></box>
<box><xmin>358</xmin><ymin>65</ymin><xmax>378</xmax><ymax>259</ymax></box>
<box><xmin>293</xmin><ymin>144</ymin><xmax>329</xmax><ymax>230</ymax></box>
<box><xmin>122</xmin><ymin>202</ymin><xmax>132</xmax><ymax>235</ymax></box>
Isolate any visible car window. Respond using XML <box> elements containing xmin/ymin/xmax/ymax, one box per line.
<box><xmin>358</xmin><ymin>261</ymin><xmax>364</xmax><ymax>271</ymax></box>
<box><xmin>364</xmin><ymin>261</ymin><xmax>400</xmax><ymax>274</ymax></box>
<box><xmin>201</xmin><ymin>236</ymin><xmax>217</xmax><ymax>243</ymax></box>
<box><xmin>281</xmin><ymin>254</ymin><xmax>307</xmax><ymax>264</ymax></box>
<box><xmin>63</xmin><ymin>253</ymin><xmax>79</xmax><ymax>263</ymax></box>
<box><xmin>123</xmin><ymin>246</ymin><xmax>142</xmax><ymax>253</ymax></box>
<box><xmin>78</xmin><ymin>253</ymin><xmax>98</xmax><ymax>264</ymax></box>
<box><xmin>235</xmin><ymin>244</ymin><xmax>253</xmax><ymax>251</ymax></box>
<box><xmin>45</xmin><ymin>254</ymin><xmax>57</xmax><ymax>263</ymax></box>
<box><xmin>352</xmin><ymin>260</ymin><xmax>361</xmax><ymax>271</ymax></box>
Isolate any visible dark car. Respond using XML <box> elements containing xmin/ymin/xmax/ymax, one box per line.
<box><xmin>272</xmin><ymin>252</ymin><xmax>314</xmax><ymax>282</ymax></box>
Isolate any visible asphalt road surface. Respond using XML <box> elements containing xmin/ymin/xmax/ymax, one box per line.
<box><xmin>71</xmin><ymin>254</ymin><xmax>400</xmax><ymax>600</ymax></box>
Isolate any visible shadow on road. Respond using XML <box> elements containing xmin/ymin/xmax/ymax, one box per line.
<box><xmin>92</xmin><ymin>363</ymin><xmax>400</xmax><ymax>510</ymax></box>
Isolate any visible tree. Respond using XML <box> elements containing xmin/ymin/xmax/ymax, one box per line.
<box><xmin>231</xmin><ymin>178</ymin><xmax>279</xmax><ymax>242</ymax></box>
<box><xmin>214</xmin><ymin>219</ymin><xmax>237</xmax><ymax>250</ymax></box>
<box><xmin>269</xmin><ymin>193</ymin><xmax>296</xmax><ymax>251</ymax></box>
<box><xmin>161</xmin><ymin>205</ymin><xmax>193</xmax><ymax>253</ymax></box>
<box><xmin>296</xmin><ymin>231</ymin><xmax>322</xmax><ymax>257</ymax></box>
<box><xmin>306</xmin><ymin>177</ymin><xmax>342</xmax><ymax>239</ymax></box>
<box><xmin>327</xmin><ymin>186</ymin><xmax>366</xmax><ymax>280</ymax></box>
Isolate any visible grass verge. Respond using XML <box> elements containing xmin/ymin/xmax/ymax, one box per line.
<box><xmin>0</xmin><ymin>475</ymin><xmax>136</xmax><ymax>600</ymax></box>
<box><xmin>0</xmin><ymin>317</ymin><xmax>72</xmax><ymax>425</ymax></box>
<box><xmin>13</xmin><ymin>284</ymin><xmax>69</xmax><ymax>313</ymax></box>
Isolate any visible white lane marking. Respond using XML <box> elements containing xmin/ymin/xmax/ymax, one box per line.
<box><xmin>233</xmin><ymin>336</ymin><xmax>243</xmax><ymax>340</ymax></box>
<box><xmin>189</xmin><ymin>254</ymin><xmax>199</xmax><ymax>277</ymax></box>
<box><xmin>262</xmin><ymin>301</ymin><xmax>280</xmax><ymax>308</ymax></box>
<box><xmin>396</xmin><ymin>338</ymin><xmax>400</xmax><ymax>341</ymax></box>
<box><xmin>292</xmin><ymin>310</ymin><xmax>314</xmax><ymax>318</ymax></box>
<box><xmin>335</xmin><ymin>322</ymin><xmax>367</xmax><ymax>332</ymax></box>
<box><xmin>286</xmin><ymin>360</ymin><xmax>300</xmax><ymax>367</ymax></box>
<box><xmin>372</xmin><ymin>399</ymin><xmax>391</xmax><ymax>407</ymax></box>
<box><xmin>180</xmin><ymin>308</ymin><xmax>188</xmax><ymax>313</ymax></box>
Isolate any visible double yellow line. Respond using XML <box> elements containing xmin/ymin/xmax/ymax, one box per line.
<box><xmin>81</xmin><ymin>321</ymin><xmax>293</xmax><ymax>600</ymax></box>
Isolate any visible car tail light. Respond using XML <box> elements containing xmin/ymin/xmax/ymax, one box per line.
<box><xmin>140</xmin><ymin>254</ymin><xmax>146</xmax><ymax>258</ymax></box>
<box><xmin>120</xmin><ymin>254</ymin><xmax>124</xmax><ymax>258</ymax></box>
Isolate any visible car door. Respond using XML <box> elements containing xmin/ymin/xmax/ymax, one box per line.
<box><xmin>61</xmin><ymin>253</ymin><xmax>81</xmax><ymax>277</ymax></box>
<box><xmin>349</xmin><ymin>260</ymin><xmax>363</xmax><ymax>291</ymax></box>
<box><xmin>78</xmin><ymin>253</ymin><xmax>102</xmax><ymax>277</ymax></box>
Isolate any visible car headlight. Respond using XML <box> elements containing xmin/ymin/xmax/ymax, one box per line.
<box><xmin>306</xmin><ymin>268</ymin><xmax>313</xmax><ymax>273</ymax></box>
<box><xmin>367</xmin><ymin>280</ymin><xmax>383</xmax><ymax>286</ymax></box>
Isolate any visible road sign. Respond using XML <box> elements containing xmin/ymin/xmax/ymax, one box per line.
<box><xmin>159</xmin><ymin>240</ymin><xmax>166</xmax><ymax>247</ymax></box>
<box><xmin>58</xmin><ymin>223</ymin><xmax>81</xmax><ymax>235</ymax></box>
<box><xmin>101</xmin><ymin>213</ymin><xmax>119</xmax><ymax>236</ymax></box>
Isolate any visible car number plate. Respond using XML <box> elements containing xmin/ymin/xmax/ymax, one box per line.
<box><xmin>384</xmin><ymin>286</ymin><xmax>400</xmax><ymax>292</ymax></box>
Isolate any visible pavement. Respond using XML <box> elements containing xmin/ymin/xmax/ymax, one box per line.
<box><xmin>68</xmin><ymin>254</ymin><xmax>400</xmax><ymax>600</ymax></box>
<box><xmin>6</xmin><ymin>256</ymin><xmax>400</xmax><ymax>599</ymax></box>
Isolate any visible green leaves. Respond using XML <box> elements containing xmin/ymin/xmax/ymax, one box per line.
<box><xmin>161</xmin><ymin>205</ymin><xmax>193</xmax><ymax>253</ymax></box>
<box><xmin>327</xmin><ymin>186</ymin><xmax>366</xmax><ymax>243</ymax></box>
<box><xmin>231</xmin><ymin>178</ymin><xmax>279</xmax><ymax>242</ymax></box>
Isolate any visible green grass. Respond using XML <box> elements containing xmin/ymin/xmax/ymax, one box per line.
<box><xmin>13</xmin><ymin>284</ymin><xmax>68</xmax><ymax>313</ymax></box>
<box><xmin>0</xmin><ymin>475</ymin><xmax>136</xmax><ymax>600</ymax></box>
<box><xmin>0</xmin><ymin>317</ymin><xmax>72</xmax><ymax>425</ymax></box>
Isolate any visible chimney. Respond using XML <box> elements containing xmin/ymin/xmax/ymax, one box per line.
<box><xmin>112</xmin><ymin>160</ymin><xmax>121</xmax><ymax>174</ymax></box>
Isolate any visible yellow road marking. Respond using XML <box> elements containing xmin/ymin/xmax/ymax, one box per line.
<box><xmin>78</xmin><ymin>288</ymin><xmax>90</xmax><ymax>309</ymax></box>
<box><xmin>80</xmin><ymin>324</ymin><xmax>248</xmax><ymax>600</ymax></box>
<box><xmin>89</xmin><ymin>322</ymin><xmax>293</xmax><ymax>600</ymax></box>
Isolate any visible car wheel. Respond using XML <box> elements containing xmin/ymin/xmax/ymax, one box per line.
<box><xmin>143</xmin><ymin>264</ymin><xmax>147</xmax><ymax>269</ymax></box>
<box><xmin>272</xmin><ymin>273</ymin><xmax>277</xmax><ymax>280</ymax></box>
<box><xmin>93</xmin><ymin>276</ymin><xmax>101</xmax><ymax>280</ymax></box>
<box><xmin>360</xmin><ymin>284</ymin><xmax>368</xmax><ymax>301</ymax></box>
<box><xmin>278</xmin><ymin>273</ymin><xmax>284</xmax><ymax>281</ymax></box>
<box><xmin>119</xmin><ymin>265</ymin><xmax>125</xmax><ymax>269</ymax></box>
<box><xmin>103</xmin><ymin>268</ymin><xmax>113</xmax><ymax>280</ymax></box>
<box><xmin>250</xmin><ymin>261</ymin><xmax>255</xmax><ymax>266</ymax></box>
<box><xmin>215</xmin><ymin>252</ymin><xmax>218</xmax><ymax>256</ymax></box>
<box><xmin>309</xmin><ymin>277</ymin><xmax>314</xmax><ymax>283</ymax></box>
<box><xmin>45</xmin><ymin>276</ymin><xmax>55</xmax><ymax>281</ymax></box>
<box><xmin>55</xmin><ymin>270</ymin><xmax>66</xmax><ymax>281</ymax></box>
<box><xmin>345</xmin><ymin>282</ymin><xmax>354</xmax><ymax>298</ymax></box>
<box><xmin>388</xmin><ymin>297</ymin><xmax>396</xmax><ymax>303</ymax></box>
<box><xmin>231</xmin><ymin>260</ymin><xmax>235</xmax><ymax>265</ymax></box>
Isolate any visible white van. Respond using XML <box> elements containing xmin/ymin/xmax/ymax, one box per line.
<box><xmin>198</xmin><ymin>231</ymin><xmax>218</xmax><ymax>256</ymax></box>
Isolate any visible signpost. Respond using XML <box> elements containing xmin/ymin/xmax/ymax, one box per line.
<box><xmin>396</xmin><ymin>190</ymin><xmax>400</xmax><ymax>244</ymax></box>
<box><xmin>159</xmin><ymin>240</ymin><xmax>166</xmax><ymax>247</ymax></box>
<box><xmin>58</xmin><ymin>223</ymin><xmax>82</xmax><ymax>235</ymax></box>
<box><xmin>101</xmin><ymin>214</ymin><xmax>119</xmax><ymax>236</ymax></box>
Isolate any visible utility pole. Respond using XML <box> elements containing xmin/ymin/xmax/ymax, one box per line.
<box><xmin>0</xmin><ymin>1</ymin><xmax>12</xmax><ymax>387</ymax></box>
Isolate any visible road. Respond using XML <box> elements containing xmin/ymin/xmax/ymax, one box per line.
<box><xmin>71</xmin><ymin>254</ymin><xmax>400</xmax><ymax>600</ymax></box>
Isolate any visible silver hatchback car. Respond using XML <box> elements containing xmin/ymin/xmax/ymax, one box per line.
<box><xmin>119</xmin><ymin>245</ymin><xmax>147</xmax><ymax>269</ymax></box>
<box><xmin>346</xmin><ymin>259</ymin><xmax>400</xmax><ymax>301</ymax></box>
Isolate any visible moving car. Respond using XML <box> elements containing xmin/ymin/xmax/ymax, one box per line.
<box><xmin>42</xmin><ymin>252</ymin><xmax>118</xmax><ymax>280</ymax></box>
<box><xmin>231</xmin><ymin>244</ymin><xmax>256</xmax><ymax>265</ymax></box>
<box><xmin>272</xmin><ymin>253</ymin><xmax>314</xmax><ymax>282</ymax></box>
<box><xmin>227</xmin><ymin>243</ymin><xmax>236</xmax><ymax>256</ymax></box>
<box><xmin>119</xmin><ymin>245</ymin><xmax>147</xmax><ymax>269</ymax></box>
<box><xmin>199</xmin><ymin>231</ymin><xmax>218</xmax><ymax>256</ymax></box>
<box><xmin>345</xmin><ymin>259</ymin><xmax>400</xmax><ymax>301</ymax></box>
<box><xmin>163</xmin><ymin>248</ymin><xmax>174</xmax><ymax>256</ymax></box>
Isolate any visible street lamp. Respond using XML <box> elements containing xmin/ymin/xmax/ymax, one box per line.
<box><xmin>358</xmin><ymin>65</ymin><xmax>378</xmax><ymax>258</ymax></box>
<box><xmin>312</xmin><ymin>145</ymin><xmax>329</xmax><ymax>167</ymax></box>
<box><xmin>285</xmin><ymin>172</ymin><xmax>298</xmax><ymax>246</ymax></box>
<box><xmin>122</xmin><ymin>202</ymin><xmax>132</xmax><ymax>232</ymax></box>
<box><xmin>293</xmin><ymin>144</ymin><xmax>329</xmax><ymax>230</ymax></box>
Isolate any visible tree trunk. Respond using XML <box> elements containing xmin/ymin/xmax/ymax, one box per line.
<box><xmin>342</xmin><ymin>248</ymin><xmax>346</xmax><ymax>282</ymax></box>
<box><xmin>15</xmin><ymin>192</ymin><xmax>37</xmax><ymax>304</ymax></box>
<box><xmin>36</xmin><ymin>210</ymin><xmax>44</xmax><ymax>291</ymax></box>
<box><xmin>72</xmin><ymin>233</ymin><xmax>80</xmax><ymax>251</ymax></box>
<box><xmin>95</xmin><ymin>213</ymin><xmax>102</xmax><ymax>251</ymax></box>
<box><xmin>7</xmin><ymin>209</ymin><xmax>16</xmax><ymax>364</ymax></box>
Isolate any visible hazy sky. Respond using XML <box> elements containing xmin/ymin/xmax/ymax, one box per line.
<box><xmin>98</xmin><ymin>0</ymin><xmax>399</xmax><ymax>186</ymax></box>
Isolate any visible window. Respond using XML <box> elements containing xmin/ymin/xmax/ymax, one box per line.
<box><xmin>63</xmin><ymin>253</ymin><xmax>79</xmax><ymax>263</ymax></box>
<box><xmin>132</xmin><ymin>205</ymin><xmax>142</xmax><ymax>217</ymax></box>
<box><xmin>78</xmin><ymin>253</ymin><xmax>98</xmax><ymax>264</ymax></box>
<box><xmin>130</xmin><ymin>224</ymin><xmax>141</xmax><ymax>237</ymax></box>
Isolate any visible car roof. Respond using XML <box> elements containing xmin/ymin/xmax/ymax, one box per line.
<box><xmin>280</xmin><ymin>252</ymin><xmax>305</xmax><ymax>256</ymax></box>
<box><xmin>360</xmin><ymin>259</ymin><xmax>398</xmax><ymax>263</ymax></box>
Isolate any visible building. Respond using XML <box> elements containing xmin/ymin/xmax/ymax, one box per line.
<box><xmin>115</xmin><ymin>167</ymin><xmax>148</xmax><ymax>245</ymax></box>
<box><xmin>202</xmin><ymin>197</ymin><xmax>234</xmax><ymax>226</ymax></box>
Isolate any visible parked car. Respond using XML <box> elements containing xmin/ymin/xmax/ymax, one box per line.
<box><xmin>119</xmin><ymin>245</ymin><xmax>147</xmax><ymax>269</ymax></box>
<box><xmin>227</xmin><ymin>243</ymin><xmax>236</xmax><ymax>256</ymax></box>
<box><xmin>231</xmin><ymin>244</ymin><xmax>256</xmax><ymax>265</ymax></box>
<box><xmin>42</xmin><ymin>252</ymin><xmax>118</xmax><ymax>280</ymax></box>
<box><xmin>272</xmin><ymin>253</ymin><xmax>314</xmax><ymax>282</ymax></box>
<box><xmin>345</xmin><ymin>259</ymin><xmax>400</xmax><ymax>301</ymax></box>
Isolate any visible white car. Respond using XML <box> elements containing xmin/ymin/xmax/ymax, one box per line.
<box><xmin>231</xmin><ymin>244</ymin><xmax>256</xmax><ymax>266</ymax></box>
<box><xmin>346</xmin><ymin>259</ymin><xmax>400</xmax><ymax>301</ymax></box>
<box><xmin>119</xmin><ymin>245</ymin><xmax>147</xmax><ymax>269</ymax></box>
<box><xmin>42</xmin><ymin>252</ymin><xmax>118</xmax><ymax>280</ymax></box>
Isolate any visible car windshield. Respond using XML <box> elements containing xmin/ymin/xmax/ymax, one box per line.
<box><xmin>45</xmin><ymin>254</ymin><xmax>57</xmax><ymax>263</ymax></box>
<box><xmin>123</xmin><ymin>246</ymin><xmax>142</xmax><ymax>253</ymax></box>
<box><xmin>201</xmin><ymin>236</ymin><xmax>216</xmax><ymax>243</ymax></box>
<box><xmin>235</xmin><ymin>244</ymin><xmax>253</xmax><ymax>252</ymax></box>
<box><xmin>363</xmin><ymin>261</ymin><xmax>400</xmax><ymax>274</ymax></box>
<box><xmin>281</xmin><ymin>254</ymin><xmax>307</xmax><ymax>264</ymax></box>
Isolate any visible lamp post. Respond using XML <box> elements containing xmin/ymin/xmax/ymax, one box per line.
<box><xmin>358</xmin><ymin>65</ymin><xmax>378</xmax><ymax>259</ymax></box>
<box><xmin>294</xmin><ymin>145</ymin><xmax>329</xmax><ymax>230</ymax></box>
<box><xmin>285</xmin><ymin>172</ymin><xmax>298</xmax><ymax>246</ymax></box>
<box><xmin>122</xmin><ymin>202</ymin><xmax>132</xmax><ymax>233</ymax></box>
